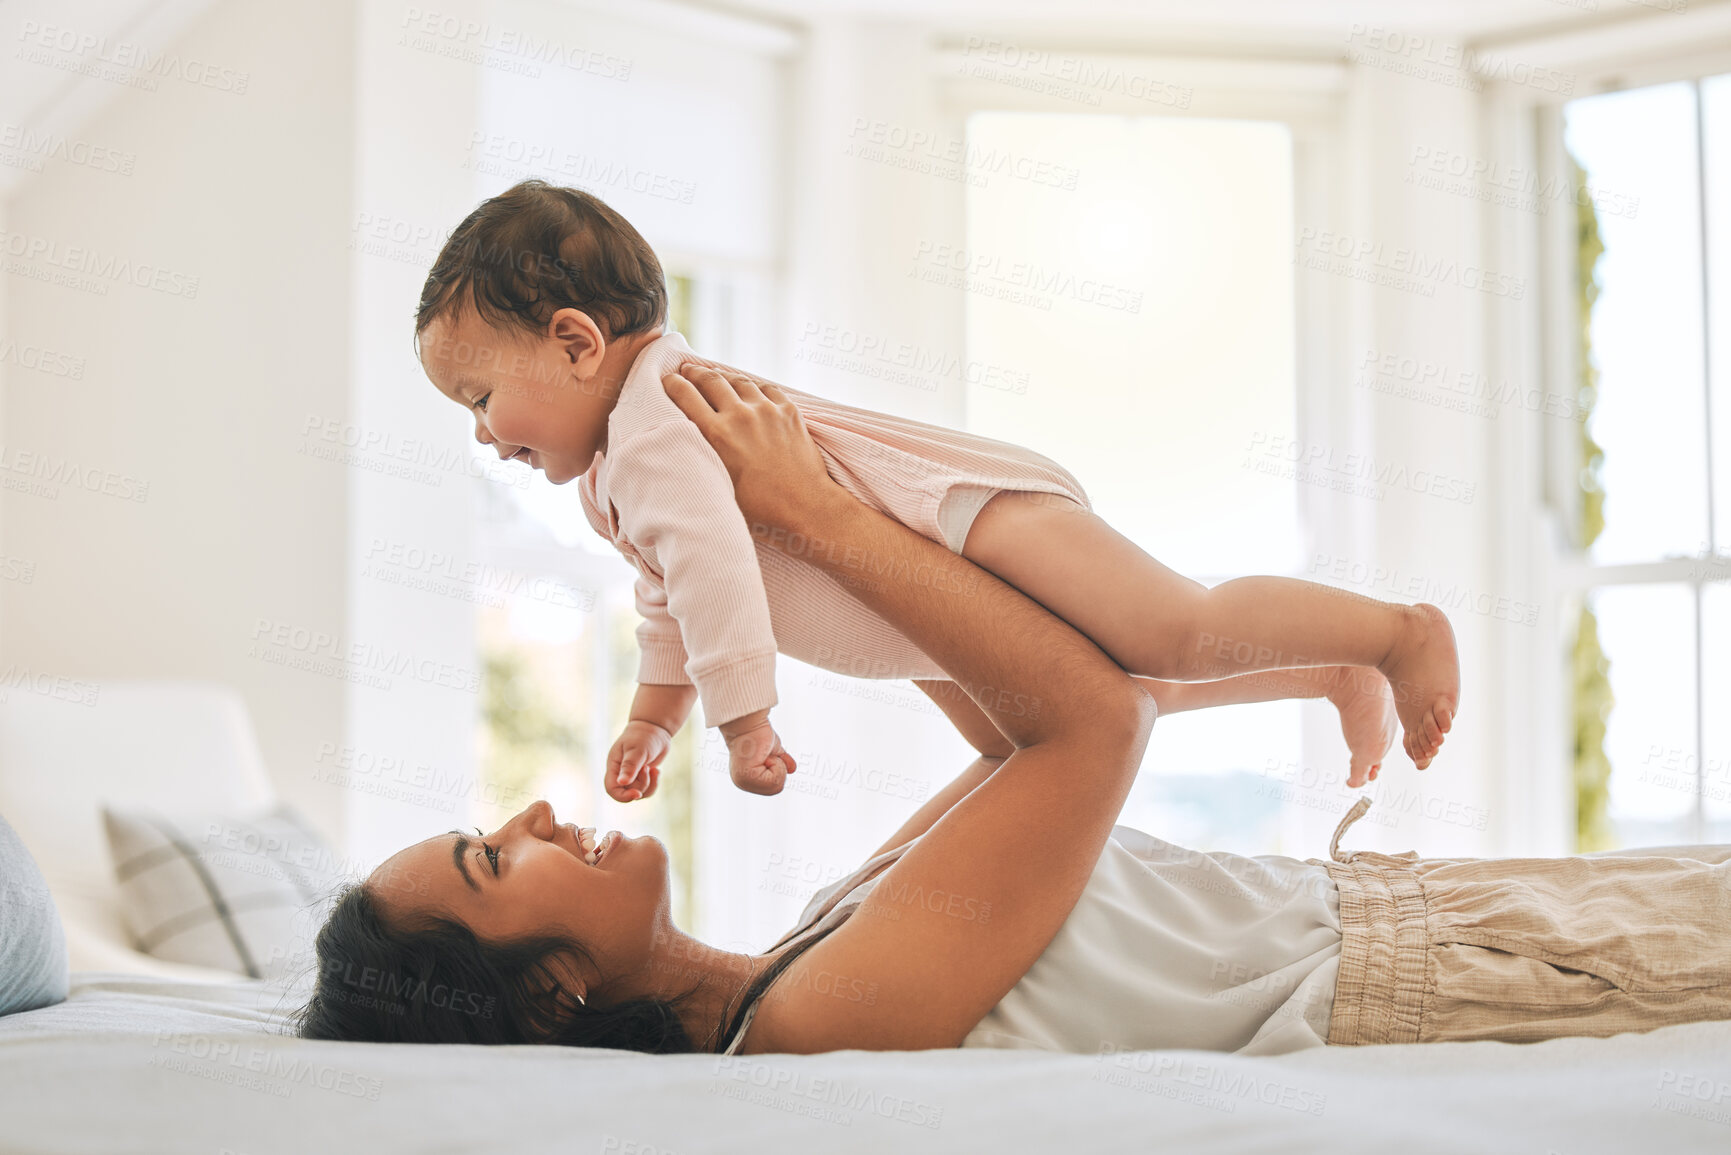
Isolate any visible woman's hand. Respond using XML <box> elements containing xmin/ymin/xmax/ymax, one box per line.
<box><xmin>661</xmin><ymin>363</ymin><xmax>843</xmax><ymax>539</ymax></box>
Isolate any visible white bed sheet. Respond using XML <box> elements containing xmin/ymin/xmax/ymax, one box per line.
<box><xmin>3</xmin><ymin>972</ymin><xmax>1729</xmax><ymax>1153</ymax></box>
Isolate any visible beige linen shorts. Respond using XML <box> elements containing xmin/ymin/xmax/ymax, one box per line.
<box><xmin>1309</xmin><ymin>797</ymin><xmax>1731</xmax><ymax>1046</ymax></box>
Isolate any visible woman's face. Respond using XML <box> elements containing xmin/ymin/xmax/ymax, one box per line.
<box><xmin>368</xmin><ymin>800</ymin><xmax>671</xmax><ymax>991</ymax></box>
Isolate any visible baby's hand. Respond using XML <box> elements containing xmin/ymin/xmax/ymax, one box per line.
<box><xmin>723</xmin><ymin>719</ymin><xmax>798</xmax><ymax>797</ymax></box>
<box><xmin>607</xmin><ymin>720</ymin><xmax>673</xmax><ymax>803</ymax></box>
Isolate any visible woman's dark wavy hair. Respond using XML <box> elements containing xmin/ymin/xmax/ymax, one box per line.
<box><xmin>290</xmin><ymin>880</ymin><xmax>833</xmax><ymax>1054</ymax></box>
<box><xmin>413</xmin><ymin>178</ymin><xmax>667</xmax><ymax>350</ymax></box>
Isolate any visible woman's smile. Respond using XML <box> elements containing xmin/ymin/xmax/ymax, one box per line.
<box><xmin>564</xmin><ymin>822</ymin><xmax>623</xmax><ymax>867</ymax></box>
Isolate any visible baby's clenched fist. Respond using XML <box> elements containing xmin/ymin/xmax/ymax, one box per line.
<box><xmin>724</xmin><ymin>720</ymin><xmax>797</xmax><ymax>797</ymax></box>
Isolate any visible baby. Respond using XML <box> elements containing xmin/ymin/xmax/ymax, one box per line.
<box><xmin>414</xmin><ymin>179</ymin><xmax>1459</xmax><ymax>800</ymax></box>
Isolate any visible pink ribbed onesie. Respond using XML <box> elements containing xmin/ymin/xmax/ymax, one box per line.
<box><xmin>576</xmin><ymin>331</ymin><xmax>1092</xmax><ymax>727</ymax></box>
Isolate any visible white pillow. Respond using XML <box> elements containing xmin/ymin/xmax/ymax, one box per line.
<box><xmin>101</xmin><ymin>803</ymin><xmax>344</xmax><ymax>983</ymax></box>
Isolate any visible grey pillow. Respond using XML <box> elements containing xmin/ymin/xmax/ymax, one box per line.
<box><xmin>0</xmin><ymin>813</ymin><xmax>70</xmax><ymax>1015</ymax></box>
<box><xmin>101</xmin><ymin>802</ymin><xmax>343</xmax><ymax>983</ymax></box>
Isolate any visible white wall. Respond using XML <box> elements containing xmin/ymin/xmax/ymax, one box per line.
<box><xmin>341</xmin><ymin>0</ymin><xmax>483</xmax><ymax>866</ymax></box>
<box><xmin>1</xmin><ymin>0</ymin><xmax>357</xmax><ymax>842</ymax></box>
<box><xmin>712</xmin><ymin>15</ymin><xmax>986</xmax><ymax>950</ymax></box>
<box><xmin>344</xmin><ymin>0</ymin><xmax>814</xmax><ymax>918</ymax></box>
<box><xmin>1299</xmin><ymin>63</ymin><xmax>1505</xmax><ymax>858</ymax></box>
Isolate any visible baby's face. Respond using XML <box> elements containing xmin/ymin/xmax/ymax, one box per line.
<box><xmin>418</xmin><ymin>305</ymin><xmax>608</xmax><ymax>485</ymax></box>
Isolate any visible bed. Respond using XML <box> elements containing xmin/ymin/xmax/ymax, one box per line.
<box><xmin>4</xmin><ymin>972</ymin><xmax>1729</xmax><ymax>1153</ymax></box>
<box><xmin>3</xmin><ymin>684</ymin><xmax>1728</xmax><ymax>1153</ymax></box>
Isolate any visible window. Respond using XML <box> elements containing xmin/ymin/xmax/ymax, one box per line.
<box><xmin>962</xmin><ymin>112</ymin><xmax>1302</xmax><ymax>855</ymax></box>
<box><xmin>1563</xmin><ymin>75</ymin><xmax>1731</xmax><ymax>847</ymax></box>
<box><xmin>464</xmin><ymin>273</ymin><xmax>703</xmax><ymax>929</ymax></box>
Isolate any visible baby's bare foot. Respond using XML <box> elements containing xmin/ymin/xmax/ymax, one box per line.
<box><xmin>1378</xmin><ymin>603</ymin><xmax>1459</xmax><ymax>770</ymax></box>
<box><xmin>1326</xmin><ymin>666</ymin><xmax>1398</xmax><ymax>788</ymax></box>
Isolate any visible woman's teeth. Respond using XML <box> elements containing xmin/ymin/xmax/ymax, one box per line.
<box><xmin>578</xmin><ymin>828</ymin><xmax>615</xmax><ymax>866</ymax></box>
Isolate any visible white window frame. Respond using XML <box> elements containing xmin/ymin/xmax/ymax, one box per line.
<box><xmin>467</xmin><ymin>258</ymin><xmax>779</xmax><ymax>933</ymax></box>
<box><xmin>1478</xmin><ymin>19</ymin><xmax>1731</xmax><ymax>847</ymax></box>
<box><xmin>932</xmin><ymin>49</ymin><xmax>1400</xmax><ymax>856</ymax></box>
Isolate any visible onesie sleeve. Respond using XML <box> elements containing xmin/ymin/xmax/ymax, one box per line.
<box><xmin>631</xmin><ymin>570</ymin><xmax>694</xmax><ymax>687</ymax></box>
<box><xmin>609</xmin><ymin>419</ymin><xmax>779</xmax><ymax>727</ymax></box>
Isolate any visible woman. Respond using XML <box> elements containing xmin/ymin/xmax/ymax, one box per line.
<box><xmin>295</xmin><ymin>366</ymin><xmax>1731</xmax><ymax>1056</ymax></box>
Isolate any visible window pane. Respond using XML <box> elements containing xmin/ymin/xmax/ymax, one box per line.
<box><xmin>1705</xmin><ymin>74</ymin><xmax>1731</xmax><ymax>553</ymax></box>
<box><xmin>1592</xmin><ymin>584</ymin><xmax>1699</xmax><ymax>846</ymax></box>
<box><xmin>963</xmin><ymin>113</ymin><xmax>1299</xmax><ymax>578</ymax></box>
<box><xmin>476</xmin><ymin>593</ymin><xmax>593</xmax><ymax>827</ymax></box>
<box><xmin>1703</xmin><ymin>583</ymin><xmax>1731</xmax><ymax>841</ymax></box>
<box><xmin>1125</xmin><ymin>702</ymin><xmax>1300</xmax><ymax>857</ymax></box>
<box><xmin>963</xmin><ymin>113</ymin><xmax>1300</xmax><ymax>844</ymax></box>
<box><xmin>1566</xmin><ymin>84</ymin><xmax>1709</xmax><ymax>564</ymax></box>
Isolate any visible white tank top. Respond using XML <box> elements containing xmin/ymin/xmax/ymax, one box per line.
<box><xmin>720</xmin><ymin>824</ymin><xmax>1341</xmax><ymax>1057</ymax></box>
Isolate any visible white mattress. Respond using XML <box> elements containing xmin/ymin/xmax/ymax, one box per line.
<box><xmin>4</xmin><ymin>972</ymin><xmax>1730</xmax><ymax>1153</ymax></box>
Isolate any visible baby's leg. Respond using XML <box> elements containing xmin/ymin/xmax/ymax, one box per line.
<box><xmin>959</xmin><ymin>491</ymin><xmax>1458</xmax><ymax>768</ymax></box>
<box><xmin>1135</xmin><ymin>667</ymin><xmax>1398</xmax><ymax>787</ymax></box>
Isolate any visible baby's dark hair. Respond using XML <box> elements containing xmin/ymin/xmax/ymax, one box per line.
<box><xmin>415</xmin><ymin>179</ymin><xmax>667</xmax><ymax>347</ymax></box>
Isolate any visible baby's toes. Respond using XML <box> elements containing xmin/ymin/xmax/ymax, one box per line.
<box><xmin>1413</xmin><ymin>732</ymin><xmax>1434</xmax><ymax>766</ymax></box>
<box><xmin>1422</xmin><ymin>711</ymin><xmax>1443</xmax><ymax>748</ymax></box>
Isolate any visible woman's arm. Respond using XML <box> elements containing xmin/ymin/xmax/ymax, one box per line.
<box><xmin>865</xmin><ymin>754</ymin><xmax>1003</xmax><ymax>862</ymax></box>
<box><xmin>662</xmin><ymin>365</ymin><xmax>1156</xmax><ymax>1052</ymax></box>
<box><xmin>914</xmin><ymin>677</ymin><xmax>1016</xmax><ymax>758</ymax></box>
<box><xmin>874</xmin><ymin>667</ymin><xmax>1356</xmax><ymax>863</ymax></box>
<box><xmin>861</xmin><ymin>680</ymin><xmax>1013</xmax><ymax>859</ymax></box>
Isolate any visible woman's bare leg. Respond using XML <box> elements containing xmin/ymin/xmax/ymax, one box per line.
<box><xmin>960</xmin><ymin>491</ymin><xmax>1458</xmax><ymax>768</ymax></box>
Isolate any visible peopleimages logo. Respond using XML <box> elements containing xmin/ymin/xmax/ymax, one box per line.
<box><xmin>15</xmin><ymin>21</ymin><xmax>251</xmax><ymax>93</ymax></box>
<box><xmin>0</xmin><ymin>123</ymin><xmax>136</xmax><ymax>175</ymax></box>
<box><xmin>248</xmin><ymin>618</ymin><xmax>482</xmax><ymax>694</ymax></box>
<box><xmin>1343</xmin><ymin>25</ymin><xmax>1575</xmax><ymax>96</ymax></box>
<box><xmin>957</xmin><ymin>38</ymin><xmax>1193</xmax><ymax>109</ymax></box>
<box><xmin>845</xmin><ymin>117</ymin><xmax>1081</xmax><ymax>190</ymax></box>
<box><xmin>0</xmin><ymin>229</ymin><xmax>199</xmax><ymax>299</ymax></box>
<box><xmin>0</xmin><ymin>336</ymin><xmax>86</xmax><ymax>380</ymax></box>
<box><xmin>1405</xmin><ymin>145</ymin><xmax>1640</xmax><ymax>220</ymax></box>
<box><xmin>397</xmin><ymin>8</ymin><xmax>633</xmax><ymax>80</ymax></box>
<box><xmin>0</xmin><ymin>444</ymin><xmax>149</xmax><ymax>502</ymax></box>
<box><xmin>464</xmin><ymin>132</ymin><xmax>696</xmax><ymax>204</ymax></box>
<box><xmin>1294</xmin><ymin>226</ymin><xmax>1525</xmax><ymax>301</ymax></box>
<box><xmin>910</xmin><ymin>241</ymin><xmax>1145</xmax><ymax>314</ymax></box>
